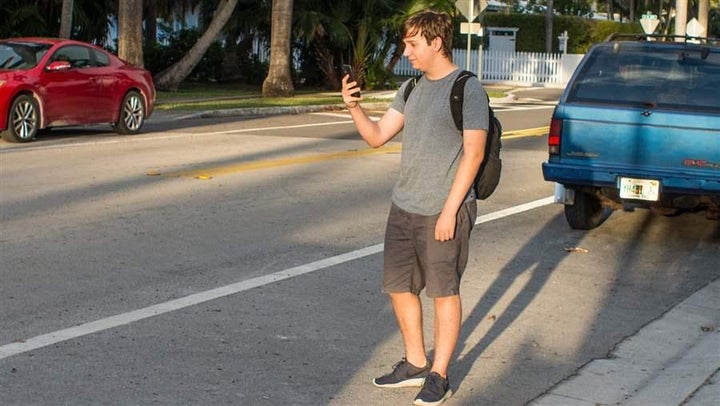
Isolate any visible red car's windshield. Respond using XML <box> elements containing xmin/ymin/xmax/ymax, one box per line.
<box><xmin>0</xmin><ymin>41</ymin><xmax>52</xmax><ymax>70</ymax></box>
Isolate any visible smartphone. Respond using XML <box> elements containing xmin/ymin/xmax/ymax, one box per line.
<box><xmin>341</xmin><ymin>64</ymin><xmax>361</xmax><ymax>98</ymax></box>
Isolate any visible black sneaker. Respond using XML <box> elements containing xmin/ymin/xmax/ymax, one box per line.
<box><xmin>413</xmin><ymin>372</ymin><xmax>452</xmax><ymax>405</ymax></box>
<box><xmin>372</xmin><ymin>358</ymin><xmax>431</xmax><ymax>388</ymax></box>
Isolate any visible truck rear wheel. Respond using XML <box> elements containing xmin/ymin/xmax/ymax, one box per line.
<box><xmin>564</xmin><ymin>189</ymin><xmax>612</xmax><ymax>230</ymax></box>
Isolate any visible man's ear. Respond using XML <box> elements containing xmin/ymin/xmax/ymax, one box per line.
<box><xmin>432</xmin><ymin>36</ymin><xmax>443</xmax><ymax>52</ymax></box>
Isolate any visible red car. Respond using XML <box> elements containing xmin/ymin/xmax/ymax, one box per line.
<box><xmin>0</xmin><ymin>38</ymin><xmax>155</xmax><ymax>143</ymax></box>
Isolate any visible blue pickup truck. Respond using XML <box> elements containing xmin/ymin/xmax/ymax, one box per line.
<box><xmin>542</xmin><ymin>34</ymin><xmax>720</xmax><ymax>229</ymax></box>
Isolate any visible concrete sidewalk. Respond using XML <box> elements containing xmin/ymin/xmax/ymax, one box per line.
<box><xmin>530</xmin><ymin>278</ymin><xmax>720</xmax><ymax>406</ymax></box>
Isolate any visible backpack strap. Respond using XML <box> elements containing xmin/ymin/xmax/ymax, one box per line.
<box><xmin>450</xmin><ymin>70</ymin><xmax>476</xmax><ymax>131</ymax></box>
<box><xmin>403</xmin><ymin>75</ymin><xmax>422</xmax><ymax>102</ymax></box>
<box><xmin>451</xmin><ymin>70</ymin><xmax>495</xmax><ymax>136</ymax></box>
<box><xmin>404</xmin><ymin>70</ymin><xmax>491</xmax><ymax>134</ymax></box>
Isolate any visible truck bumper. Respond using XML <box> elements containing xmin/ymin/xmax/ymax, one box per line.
<box><xmin>542</xmin><ymin>162</ymin><xmax>720</xmax><ymax>196</ymax></box>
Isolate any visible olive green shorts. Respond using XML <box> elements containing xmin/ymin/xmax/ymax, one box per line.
<box><xmin>382</xmin><ymin>201</ymin><xmax>477</xmax><ymax>298</ymax></box>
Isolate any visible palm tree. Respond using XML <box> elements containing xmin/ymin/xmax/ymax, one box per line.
<box><xmin>0</xmin><ymin>0</ymin><xmax>47</xmax><ymax>38</ymax></box>
<box><xmin>154</xmin><ymin>0</ymin><xmax>240</xmax><ymax>90</ymax></box>
<box><xmin>381</xmin><ymin>0</ymin><xmax>455</xmax><ymax>85</ymax></box>
<box><xmin>118</xmin><ymin>0</ymin><xmax>144</xmax><ymax>67</ymax></box>
<box><xmin>59</xmin><ymin>0</ymin><xmax>74</xmax><ymax>38</ymax></box>
<box><xmin>293</xmin><ymin>0</ymin><xmax>455</xmax><ymax>89</ymax></box>
<box><xmin>144</xmin><ymin>0</ymin><xmax>203</xmax><ymax>43</ymax></box>
<box><xmin>71</xmin><ymin>0</ymin><xmax>114</xmax><ymax>45</ymax></box>
<box><xmin>263</xmin><ymin>0</ymin><xmax>295</xmax><ymax>97</ymax></box>
<box><xmin>218</xmin><ymin>0</ymin><xmax>273</xmax><ymax>82</ymax></box>
<box><xmin>294</xmin><ymin>3</ymin><xmax>353</xmax><ymax>88</ymax></box>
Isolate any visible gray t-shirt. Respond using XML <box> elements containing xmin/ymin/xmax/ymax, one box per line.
<box><xmin>389</xmin><ymin>69</ymin><xmax>489</xmax><ymax>215</ymax></box>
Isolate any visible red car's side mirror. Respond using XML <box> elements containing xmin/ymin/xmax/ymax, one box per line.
<box><xmin>47</xmin><ymin>61</ymin><xmax>72</xmax><ymax>71</ymax></box>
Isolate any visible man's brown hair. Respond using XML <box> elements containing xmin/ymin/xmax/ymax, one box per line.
<box><xmin>402</xmin><ymin>10</ymin><xmax>453</xmax><ymax>60</ymax></box>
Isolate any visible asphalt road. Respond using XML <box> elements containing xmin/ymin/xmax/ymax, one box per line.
<box><xmin>1</xmin><ymin>99</ymin><xmax>718</xmax><ymax>405</ymax></box>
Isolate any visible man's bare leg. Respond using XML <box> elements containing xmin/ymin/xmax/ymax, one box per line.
<box><xmin>431</xmin><ymin>295</ymin><xmax>462</xmax><ymax>377</ymax></box>
<box><xmin>390</xmin><ymin>292</ymin><xmax>428</xmax><ymax>368</ymax></box>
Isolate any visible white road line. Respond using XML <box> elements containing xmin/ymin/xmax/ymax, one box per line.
<box><xmin>0</xmin><ymin>120</ymin><xmax>357</xmax><ymax>153</ymax></box>
<box><xmin>0</xmin><ymin>118</ymin><xmax>385</xmax><ymax>154</ymax></box>
<box><xmin>476</xmin><ymin>196</ymin><xmax>555</xmax><ymax>223</ymax></box>
<box><xmin>0</xmin><ymin>196</ymin><xmax>555</xmax><ymax>360</ymax></box>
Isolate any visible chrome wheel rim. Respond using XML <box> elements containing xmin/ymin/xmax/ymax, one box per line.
<box><xmin>122</xmin><ymin>95</ymin><xmax>144</xmax><ymax>131</ymax></box>
<box><xmin>11</xmin><ymin>100</ymin><xmax>37</xmax><ymax>140</ymax></box>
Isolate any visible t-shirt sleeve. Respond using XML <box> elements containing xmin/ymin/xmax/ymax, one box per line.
<box><xmin>462</xmin><ymin>79</ymin><xmax>490</xmax><ymax>131</ymax></box>
<box><xmin>390</xmin><ymin>78</ymin><xmax>413</xmax><ymax>114</ymax></box>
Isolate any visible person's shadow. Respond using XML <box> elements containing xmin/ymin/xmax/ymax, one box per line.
<box><xmin>452</xmin><ymin>212</ymin><xmax>575</xmax><ymax>385</ymax></box>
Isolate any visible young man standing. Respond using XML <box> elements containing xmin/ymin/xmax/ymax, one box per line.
<box><xmin>341</xmin><ymin>10</ymin><xmax>489</xmax><ymax>406</ymax></box>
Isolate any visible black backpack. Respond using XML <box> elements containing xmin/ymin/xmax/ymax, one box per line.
<box><xmin>403</xmin><ymin>70</ymin><xmax>502</xmax><ymax>200</ymax></box>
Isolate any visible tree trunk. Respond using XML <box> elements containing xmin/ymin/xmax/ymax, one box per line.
<box><xmin>154</xmin><ymin>0</ymin><xmax>239</xmax><ymax>91</ymax></box>
<box><xmin>118</xmin><ymin>0</ymin><xmax>144</xmax><ymax>67</ymax></box>
<box><xmin>698</xmin><ymin>0</ymin><xmax>709</xmax><ymax>38</ymax></box>
<box><xmin>675</xmin><ymin>0</ymin><xmax>688</xmax><ymax>40</ymax></box>
<box><xmin>262</xmin><ymin>0</ymin><xmax>295</xmax><ymax>98</ymax></box>
<box><xmin>58</xmin><ymin>0</ymin><xmax>74</xmax><ymax>38</ymax></box>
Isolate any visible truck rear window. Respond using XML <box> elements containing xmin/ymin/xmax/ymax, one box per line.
<box><xmin>566</xmin><ymin>43</ymin><xmax>720</xmax><ymax>112</ymax></box>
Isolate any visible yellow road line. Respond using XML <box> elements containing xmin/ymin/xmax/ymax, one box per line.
<box><xmin>502</xmin><ymin>126</ymin><xmax>549</xmax><ymax>139</ymax></box>
<box><xmin>161</xmin><ymin>144</ymin><xmax>402</xmax><ymax>178</ymax></box>
<box><xmin>157</xmin><ymin>126</ymin><xmax>547</xmax><ymax>179</ymax></box>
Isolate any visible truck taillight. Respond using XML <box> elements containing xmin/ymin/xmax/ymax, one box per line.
<box><xmin>548</xmin><ymin>118</ymin><xmax>562</xmax><ymax>155</ymax></box>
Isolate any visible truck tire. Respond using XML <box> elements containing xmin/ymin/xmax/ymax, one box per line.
<box><xmin>564</xmin><ymin>189</ymin><xmax>612</xmax><ymax>230</ymax></box>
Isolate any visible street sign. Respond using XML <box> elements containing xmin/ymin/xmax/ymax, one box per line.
<box><xmin>686</xmin><ymin>18</ymin><xmax>706</xmax><ymax>37</ymax></box>
<box><xmin>460</xmin><ymin>22</ymin><xmax>482</xmax><ymax>35</ymax></box>
<box><xmin>455</xmin><ymin>0</ymin><xmax>487</xmax><ymax>22</ymax></box>
<box><xmin>640</xmin><ymin>12</ymin><xmax>659</xmax><ymax>34</ymax></box>
<box><xmin>557</xmin><ymin>30</ymin><xmax>569</xmax><ymax>54</ymax></box>
<box><xmin>456</xmin><ymin>0</ymin><xmax>488</xmax><ymax>71</ymax></box>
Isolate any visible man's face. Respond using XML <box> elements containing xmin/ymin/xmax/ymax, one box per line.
<box><xmin>402</xmin><ymin>29</ymin><xmax>437</xmax><ymax>71</ymax></box>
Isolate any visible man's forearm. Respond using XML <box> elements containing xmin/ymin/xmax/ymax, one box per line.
<box><xmin>348</xmin><ymin>105</ymin><xmax>403</xmax><ymax>148</ymax></box>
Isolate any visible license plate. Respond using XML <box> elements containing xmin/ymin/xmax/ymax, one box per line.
<box><xmin>619</xmin><ymin>177</ymin><xmax>660</xmax><ymax>201</ymax></box>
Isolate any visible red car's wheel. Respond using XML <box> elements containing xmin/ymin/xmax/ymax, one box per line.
<box><xmin>2</xmin><ymin>94</ymin><xmax>39</xmax><ymax>143</ymax></box>
<box><xmin>113</xmin><ymin>91</ymin><xmax>145</xmax><ymax>135</ymax></box>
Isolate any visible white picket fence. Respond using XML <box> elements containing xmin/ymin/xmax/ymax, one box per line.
<box><xmin>393</xmin><ymin>49</ymin><xmax>581</xmax><ymax>86</ymax></box>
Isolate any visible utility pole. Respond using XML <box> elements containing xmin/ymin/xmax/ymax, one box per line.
<box><xmin>545</xmin><ymin>0</ymin><xmax>554</xmax><ymax>53</ymax></box>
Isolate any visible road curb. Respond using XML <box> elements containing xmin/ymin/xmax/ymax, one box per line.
<box><xmin>148</xmin><ymin>85</ymin><xmax>551</xmax><ymax>123</ymax></box>
<box><xmin>529</xmin><ymin>278</ymin><xmax>720</xmax><ymax>406</ymax></box>
<box><xmin>149</xmin><ymin>102</ymin><xmax>394</xmax><ymax>123</ymax></box>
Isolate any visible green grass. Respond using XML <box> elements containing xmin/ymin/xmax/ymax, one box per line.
<box><xmin>156</xmin><ymin>95</ymin><xmax>360</xmax><ymax>111</ymax></box>
<box><xmin>155</xmin><ymin>83</ymin><xmax>508</xmax><ymax>112</ymax></box>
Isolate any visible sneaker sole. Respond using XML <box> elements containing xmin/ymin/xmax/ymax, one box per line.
<box><xmin>412</xmin><ymin>389</ymin><xmax>453</xmax><ymax>406</ymax></box>
<box><xmin>372</xmin><ymin>377</ymin><xmax>426</xmax><ymax>388</ymax></box>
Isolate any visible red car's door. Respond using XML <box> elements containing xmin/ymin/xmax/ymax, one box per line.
<box><xmin>88</xmin><ymin>49</ymin><xmax>120</xmax><ymax>122</ymax></box>
<box><xmin>41</xmin><ymin>45</ymin><xmax>102</xmax><ymax>126</ymax></box>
